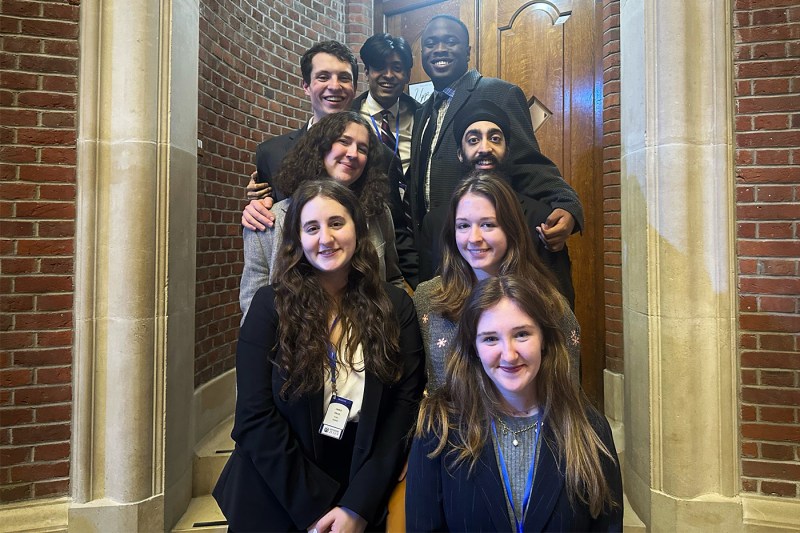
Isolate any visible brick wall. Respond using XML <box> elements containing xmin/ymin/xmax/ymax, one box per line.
<box><xmin>0</xmin><ymin>0</ymin><xmax>79</xmax><ymax>503</ymax></box>
<box><xmin>601</xmin><ymin>0</ymin><xmax>622</xmax><ymax>373</ymax></box>
<box><xmin>195</xmin><ymin>0</ymin><xmax>373</xmax><ymax>386</ymax></box>
<box><xmin>734</xmin><ymin>0</ymin><xmax>800</xmax><ymax>498</ymax></box>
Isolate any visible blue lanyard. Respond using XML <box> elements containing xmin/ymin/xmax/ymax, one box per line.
<box><xmin>327</xmin><ymin>316</ymin><xmax>341</xmax><ymax>397</ymax></box>
<box><xmin>370</xmin><ymin>112</ymin><xmax>400</xmax><ymax>158</ymax></box>
<box><xmin>492</xmin><ymin>417</ymin><xmax>541</xmax><ymax>533</ymax></box>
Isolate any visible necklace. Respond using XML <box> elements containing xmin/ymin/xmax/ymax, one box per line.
<box><xmin>497</xmin><ymin>417</ymin><xmax>539</xmax><ymax>447</ymax></box>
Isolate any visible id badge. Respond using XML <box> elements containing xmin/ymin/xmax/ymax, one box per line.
<box><xmin>319</xmin><ymin>396</ymin><xmax>353</xmax><ymax>440</ymax></box>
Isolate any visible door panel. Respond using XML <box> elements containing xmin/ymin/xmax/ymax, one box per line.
<box><xmin>381</xmin><ymin>0</ymin><xmax>605</xmax><ymax>406</ymax></box>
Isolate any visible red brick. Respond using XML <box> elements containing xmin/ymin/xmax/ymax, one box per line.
<box><xmin>0</xmin><ymin>331</ymin><xmax>35</xmax><ymax>350</ymax></box>
<box><xmin>743</xmin><ymin>385</ymin><xmax>800</xmax><ymax>406</ymax></box>
<box><xmin>37</xmin><ymin>330</ymin><xmax>72</xmax><ymax>347</ymax></box>
<box><xmin>38</xmin><ymin>184</ymin><xmax>75</xmax><ymax>201</ymax></box>
<box><xmin>13</xmin><ymin>348</ymin><xmax>71</xmax><ymax>366</ymax></box>
<box><xmin>40</xmin><ymin>110</ymin><xmax>75</xmax><ymax>127</ymax></box>
<box><xmin>40</xmin><ymin>147</ymin><xmax>76</xmax><ymax>164</ymax></box>
<box><xmin>14</xmin><ymin>275</ymin><xmax>73</xmax><ymax>293</ymax></box>
<box><xmin>17</xmin><ymin>165</ymin><xmax>75</xmax><ymax>182</ymax></box>
<box><xmin>33</xmin><ymin>442</ymin><xmax>69</xmax><ymax>462</ymax></box>
<box><xmin>758</xmin><ymin>406</ymin><xmax>795</xmax><ymax>423</ymax></box>
<box><xmin>36</xmin><ymin>294</ymin><xmax>72</xmax><ymax>311</ymax></box>
<box><xmin>0</xmin><ymin>146</ymin><xmax>36</xmax><ymax>163</ymax></box>
<box><xmin>20</xmin><ymin>19</ymin><xmax>78</xmax><ymax>39</ymax></box>
<box><xmin>742</xmin><ymin>441</ymin><xmax>759</xmax><ymax>457</ymax></box>
<box><xmin>2</xmin><ymin>35</ymin><xmax>41</xmax><ymax>53</ymax></box>
<box><xmin>15</xmin><ymin>202</ymin><xmax>75</xmax><ymax>219</ymax></box>
<box><xmin>759</xmin><ymin>296</ymin><xmax>797</xmax><ymax>313</ymax></box>
<box><xmin>742</xmin><ymin>460</ymin><xmax>800</xmax><ymax>480</ymax></box>
<box><xmin>1</xmin><ymin>109</ymin><xmax>37</xmax><ymax>126</ymax></box>
<box><xmin>18</xmin><ymin>55</ymin><xmax>77</xmax><ymax>76</ymax></box>
<box><xmin>760</xmin><ymin>333</ymin><xmax>796</xmax><ymax>350</ymax></box>
<box><xmin>0</xmin><ymin>484</ymin><xmax>32</xmax><ymax>502</ymax></box>
<box><xmin>0</xmin><ymin>294</ymin><xmax>35</xmax><ymax>312</ymax></box>
<box><xmin>0</xmin><ymin>220</ymin><xmax>35</xmax><ymax>237</ymax></box>
<box><xmin>32</xmin><ymin>478</ymin><xmax>69</xmax><ymax>498</ymax></box>
<box><xmin>16</xmin><ymin>128</ymin><xmax>76</xmax><ymax>146</ymax></box>
<box><xmin>0</xmin><ymin>369</ymin><xmax>34</xmax><ymax>388</ymax></box>
<box><xmin>39</xmin><ymin>257</ymin><xmax>73</xmax><ymax>274</ymax></box>
<box><xmin>737</xmin><ymin>96</ymin><xmax>800</xmax><ymax>115</ymax></box>
<box><xmin>761</xmin><ymin>443</ymin><xmax>795</xmax><ymax>461</ymax></box>
<box><xmin>0</xmin><ymin>446</ymin><xmax>30</xmax><ymax>467</ymax></box>
<box><xmin>13</xmin><ymin>386</ymin><xmax>71</xmax><ymax>406</ymax></box>
<box><xmin>34</xmin><ymin>403</ymin><xmax>71</xmax><ymax>422</ymax></box>
<box><xmin>35</xmin><ymin>366</ymin><xmax>71</xmax><ymax>385</ymax></box>
<box><xmin>761</xmin><ymin>481</ymin><xmax>797</xmax><ymax>497</ymax></box>
<box><xmin>0</xmin><ymin>71</ymin><xmax>37</xmax><ymax>90</ymax></box>
<box><xmin>8</xmin><ymin>460</ymin><xmax>69</xmax><ymax>483</ymax></box>
<box><xmin>742</xmin><ymin>351</ymin><xmax>800</xmax><ymax>369</ymax></box>
<box><xmin>0</xmin><ymin>408</ymin><xmax>34</xmax><ymax>427</ymax></box>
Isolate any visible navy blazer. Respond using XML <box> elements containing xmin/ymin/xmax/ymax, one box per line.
<box><xmin>407</xmin><ymin>70</ymin><xmax>584</xmax><ymax>238</ymax></box>
<box><xmin>213</xmin><ymin>283</ymin><xmax>426</xmax><ymax>532</ymax></box>
<box><xmin>406</xmin><ymin>410</ymin><xmax>623</xmax><ymax>532</ymax></box>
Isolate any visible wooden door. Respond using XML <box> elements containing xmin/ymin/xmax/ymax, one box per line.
<box><xmin>380</xmin><ymin>0</ymin><xmax>606</xmax><ymax>406</ymax></box>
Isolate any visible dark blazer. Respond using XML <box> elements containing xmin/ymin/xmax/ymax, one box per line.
<box><xmin>419</xmin><ymin>193</ymin><xmax>575</xmax><ymax>308</ymax></box>
<box><xmin>407</xmin><ymin>70</ymin><xmax>584</xmax><ymax>237</ymax></box>
<box><xmin>253</xmin><ymin>122</ymin><xmax>419</xmax><ymax>285</ymax></box>
<box><xmin>213</xmin><ymin>283</ymin><xmax>426</xmax><ymax>532</ymax></box>
<box><xmin>406</xmin><ymin>409</ymin><xmax>623</xmax><ymax>532</ymax></box>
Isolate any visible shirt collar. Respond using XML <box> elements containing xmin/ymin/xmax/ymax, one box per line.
<box><xmin>364</xmin><ymin>92</ymin><xmax>400</xmax><ymax>118</ymax></box>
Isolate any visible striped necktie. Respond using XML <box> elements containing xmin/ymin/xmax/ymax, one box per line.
<box><xmin>379</xmin><ymin>110</ymin><xmax>397</xmax><ymax>151</ymax></box>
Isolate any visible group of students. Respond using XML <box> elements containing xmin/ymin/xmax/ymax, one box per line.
<box><xmin>213</xmin><ymin>14</ymin><xmax>622</xmax><ymax>533</ymax></box>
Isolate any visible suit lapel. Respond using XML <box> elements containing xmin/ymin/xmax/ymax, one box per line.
<box><xmin>351</xmin><ymin>372</ymin><xmax>382</xmax><ymax>469</ymax></box>
<box><xmin>524</xmin><ymin>424</ymin><xmax>565</xmax><ymax>532</ymax></box>
<box><xmin>433</xmin><ymin>70</ymin><xmax>482</xmax><ymax>154</ymax></box>
<box><xmin>308</xmin><ymin>390</ymin><xmax>325</xmax><ymax>460</ymax></box>
<box><xmin>474</xmin><ymin>442</ymin><xmax>516</xmax><ymax>532</ymax></box>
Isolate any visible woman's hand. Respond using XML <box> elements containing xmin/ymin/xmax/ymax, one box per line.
<box><xmin>309</xmin><ymin>506</ymin><xmax>367</xmax><ymax>533</ymax></box>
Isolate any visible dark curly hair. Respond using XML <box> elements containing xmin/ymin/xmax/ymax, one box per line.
<box><xmin>273</xmin><ymin>180</ymin><xmax>402</xmax><ymax>399</ymax></box>
<box><xmin>273</xmin><ymin>111</ymin><xmax>389</xmax><ymax>219</ymax></box>
<box><xmin>300</xmin><ymin>40</ymin><xmax>358</xmax><ymax>85</ymax></box>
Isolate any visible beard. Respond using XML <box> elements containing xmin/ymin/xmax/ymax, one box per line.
<box><xmin>459</xmin><ymin>153</ymin><xmax>512</xmax><ymax>176</ymax></box>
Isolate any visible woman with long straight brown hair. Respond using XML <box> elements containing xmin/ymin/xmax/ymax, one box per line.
<box><xmin>406</xmin><ymin>275</ymin><xmax>622</xmax><ymax>531</ymax></box>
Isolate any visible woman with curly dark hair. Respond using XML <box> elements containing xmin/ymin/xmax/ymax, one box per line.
<box><xmin>240</xmin><ymin>111</ymin><xmax>405</xmax><ymax>319</ymax></box>
<box><xmin>214</xmin><ymin>180</ymin><xmax>425</xmax><ymax>532</ymax></box>
<box><xmin>407</xmin><ymin>275</ymin><xmax>622</xmax><ymax>532</ymax></box>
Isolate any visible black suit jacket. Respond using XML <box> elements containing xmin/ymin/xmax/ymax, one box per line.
<box><xmin>406</xmin><ymin>409</ymin><xmax>623</xmax><ymax>532</ymax></box>
<box><xmin>407</xmin><ymin>70</ymin><xmax>584</xmax><ymax>235</ymax></box>
<box><xmin>213</xmin><ymin>284</ymin><xmax>426</xmax><ymax>532</ymax></box>
<box><xmin>253</xmin><ymin>123</ymin><xmax>419</xmax><ymax>285</ymax></box>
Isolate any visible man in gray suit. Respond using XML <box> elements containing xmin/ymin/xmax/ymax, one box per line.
<box><xmin>408</xmin><ymin>15</ymin><xmax>583</xmax><ymax>253</ymax></box>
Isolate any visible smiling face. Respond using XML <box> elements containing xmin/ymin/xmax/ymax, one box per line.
<box><xmin>366</xmin><ymin>51</ymin><xmax>410</xmax><ymax>109</ymax></box>
<box><xmin>455</xmin><ymin>192</ymin><xmax>508</xmax><ymax>280</ymax></box>
<box><xmin>421</xmin><ymin>17</ymin><xmax>471</xmax><ymax>90</ymax></box>
<box><xmin>475</xmin><ymin>297</ymin><xmax>542</xmax><ymax>411</ymax></box>
<box><xmin>302</xmin><ymin>52</ymin><xmax>356</xmax><ymax>122</ymax></box>
<box><xmin>323</xmin><ymin>122</ymin><xmax>370</xmax><ymax>187</ymax></box>
<box><xmin>300</xmin><ymin>195</ymin><xmax>357</xmax><ymax>284</ymax></box>
<box><xmin>458</xmin><ymin>121</ymin><xmax>508</xmax><ymax>171</ymax></box>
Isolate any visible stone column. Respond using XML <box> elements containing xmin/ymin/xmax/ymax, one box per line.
<box><xmin>70</xmin><ymin>0</ymin><xmax>198</xmax><ymax>531</ymax></box>
<box><xmin>620</xmin><ymin>0</ymin><xmax>742</xmax><ymax>530</ymax></box>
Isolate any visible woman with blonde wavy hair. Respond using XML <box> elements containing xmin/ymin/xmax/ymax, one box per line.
<box><xmin>406</xmin><ymin>275</ymin><xmax>622</xmax><ymax>532</ymax></box>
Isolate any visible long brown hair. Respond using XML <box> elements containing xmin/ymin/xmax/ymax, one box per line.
<box><xmin>432</xmin><ymin>170</ymin><xmax>563</xmax><ymax>321</ymax></box>
<box><xmin>418</xmin><ymin>275</ymin><xmax>618</xmax><ymax>517</ymax></box>
<box><xmin>273</xmin><ymin>111</ymin><xmax>388</xmax><ymax>218</ymax></box>
<box><xmin>274</xmin><ymin>180</ymin><xmax>401</xmax><ymax>399</ymax></box>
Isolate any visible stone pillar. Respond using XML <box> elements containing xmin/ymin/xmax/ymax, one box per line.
<box><xmin>70</xmin><ymin>0</ymin><xmax>198</xmax><ymax>531</ymax></box>
<box><xmin>619</xmin><ymin>0</ymin><xmax>742</xmax><ymax>530</ymax></box>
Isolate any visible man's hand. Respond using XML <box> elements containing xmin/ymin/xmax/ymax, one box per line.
<box><xmin>246</xmin><ymin>176</ymin><xmax>272</xmax><ymax>200</ymax></box>
<box><xmin>242</xmin><ymin>197</ymin><xmax>275</xmax><ymax>231</ymax></box>
<box><xmin>309</xmin><ymin>507</ymin><xmax>366</xmax><ymax>533</ymax></box>
<box><xmin>536</xmin><ymin>208</ymin><xmax>575</xmax><ymax>252</ymax></box>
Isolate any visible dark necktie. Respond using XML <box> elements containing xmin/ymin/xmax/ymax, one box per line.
<box><xmin>379</xmin><ymin>110</ymin><xmax>396</xmax><ymax>151</ymax></box>
<box><xmin>417</xmin><ymin>91</ymin><xmax>448</xmax><ymax>212</ymax></box>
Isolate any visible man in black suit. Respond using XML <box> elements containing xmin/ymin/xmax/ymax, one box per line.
<box><xmin>351</xmin><ymin>33</ymin><xmax>419</xmax><ymax>178</ymax></box>
<box><xmin>408</xmin><ymin>15</ymin><xmax>584</xmax><ymax>253</ymax></box>
<box><xmin>420</xmin><ymin>100</ymin><xmax>576</xmax><ymax>307</ymax></box>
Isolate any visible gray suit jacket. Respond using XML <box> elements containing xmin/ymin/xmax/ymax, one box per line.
<box><xmin>240</xmin><ymin>199</ymin><xmax>404</xmax><ymax>320</ymax></box>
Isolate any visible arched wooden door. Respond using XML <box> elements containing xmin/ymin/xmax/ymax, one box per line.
<box><xmin>380</xmin><ymin>0</ymin><xmax>605</xmax><ymax>406</ymax></box>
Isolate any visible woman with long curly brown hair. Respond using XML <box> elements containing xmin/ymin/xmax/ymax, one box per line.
<box><xmin>407</xmin><ymin>275</ymin><xmax>622</xmax><ymax>532</ymax></box>
<box><xmin>240</xmin><ymin>111</ymin><xmax>405</xmax><ymax>319</ymax></box>
<box><xmin>215</xmin><ymin>180</ymin><xmax>425</xmax><ymax>532</ymax></box>
<box><xmin>412</xmin><ymin>170</ymin><xmax>581</xmax><ymax>390</ymax></box>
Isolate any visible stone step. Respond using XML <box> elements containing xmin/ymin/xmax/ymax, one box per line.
<box><xmin>192</xmin><ymin>416</ymin><xmax>234</xmax><ymax>498</ymax></box>
<box><xmin>171</xmin><ymin>495</ymin><xmax>227</xmax><ymax>533</ymax></box>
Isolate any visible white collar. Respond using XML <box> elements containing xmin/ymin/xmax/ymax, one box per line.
<box><xmin>364</xmin><ymin>92</ymin><xmax>400</xmax><ymax>118</ymax></box>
